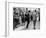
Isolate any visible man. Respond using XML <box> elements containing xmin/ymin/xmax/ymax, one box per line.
<box><xmin>25</xmin><ymin>10</ymin><xmax>30</xmax><ymax>29</ymax></box>
<box><xmin>33</xmin><ymin>10</ymin><xmax>37</xmax><ymax>29</ymax></box>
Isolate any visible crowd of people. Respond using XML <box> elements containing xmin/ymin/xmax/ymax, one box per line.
<box><xmin>13</xmin><ymin>7</ymin><xmax>40</xmax><ymax>30</ymax></box>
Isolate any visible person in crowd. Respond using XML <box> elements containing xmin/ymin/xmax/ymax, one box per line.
<box><xmin>33</xmin><ymin>10</ymin><xmax>37</xmax><ymax>29</ymax></box>
<box><xmin>25</xmin><ymin>10</ymin><xmax>30</xmax><ymax>28</ymax></box>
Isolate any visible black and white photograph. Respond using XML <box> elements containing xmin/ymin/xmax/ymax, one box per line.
<box><xmin>13</xmin><ymin>7</ymin><xmax>40</xmax><ymax>30</ymax></box>
<box><xmin>6</xmin><ymin>1</ymin><xmax>45</xmax><ymax>37</ymax></box>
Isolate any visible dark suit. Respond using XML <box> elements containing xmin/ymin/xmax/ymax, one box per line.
<box><xmin>25</xmin><ymin>13</ymin><xmax>30</xmax><ymax>28</ymax></box>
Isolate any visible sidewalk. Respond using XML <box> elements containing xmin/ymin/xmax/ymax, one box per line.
<box><xmin>15</xmin><ymin>22</ymin><xmax>27</xmax><ymax>30</ymax></box>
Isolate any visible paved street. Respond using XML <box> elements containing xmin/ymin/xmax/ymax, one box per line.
<box><xmin>14</xmin><ymin>21</ymin><xmax>40</xmax><ymax>31</ymax></box>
